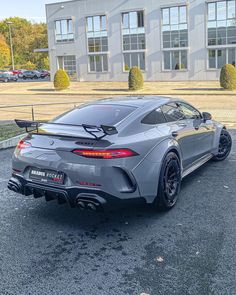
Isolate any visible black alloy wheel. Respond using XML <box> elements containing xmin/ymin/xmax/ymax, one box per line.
<box><xmin>156</xmin><ymin>152</ymin><xmax>181</xmax><ymax>210</ymax></box>
<box><xmin>213</xmin><ymin>129</ymin><xmax>232</xmax><ymax>161</ymax></box>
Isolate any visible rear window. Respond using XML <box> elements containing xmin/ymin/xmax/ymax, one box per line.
<box><xmin>52</xmin><ymin>104</ymin><xmax>136</xmax><ymax>126</ymax></box>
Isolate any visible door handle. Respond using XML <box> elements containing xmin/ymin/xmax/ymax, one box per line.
<box><xmin>178</xmin><ymin>123</ymin><xmax>187</xmax><ymax>127</ymax></box>
<box><xmin>172</xmin><ymin>131</ymin><xmax>178</xmax><ymax>137</ymax></box>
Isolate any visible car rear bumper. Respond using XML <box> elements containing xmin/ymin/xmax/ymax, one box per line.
<box><xmin>8</xmin><ymin>175</ymin><xmax>146</xmax><ymax>211</ymax></box>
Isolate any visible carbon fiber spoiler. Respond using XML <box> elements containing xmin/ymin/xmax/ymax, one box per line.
<box><xmin>15</xmin><ymin>119</ymin><xmax>118</xmax><ymax>140</ymax></box>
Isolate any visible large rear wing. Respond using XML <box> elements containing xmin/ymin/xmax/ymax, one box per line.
<box><xmin>15</xmin><ymin>119</ymin><xmax>118</xmax><ymax>140</ymax></box>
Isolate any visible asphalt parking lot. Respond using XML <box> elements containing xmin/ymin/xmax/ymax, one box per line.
<box><xmin>0</xmin><ymin>132</ymin><xmax>236</xmax><ymax>295</ymax></box>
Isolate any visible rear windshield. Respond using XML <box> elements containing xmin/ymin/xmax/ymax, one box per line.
<box><xmin>52</xmin><ymin>104</ymin><xmax>136</xmax><ymax>126</ymax></box>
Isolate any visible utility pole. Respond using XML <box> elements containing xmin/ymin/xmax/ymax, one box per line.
<box><xmin>6</xmin><ymin>21</ymin><xmax>15</xmax><ymax>70</ymax></box>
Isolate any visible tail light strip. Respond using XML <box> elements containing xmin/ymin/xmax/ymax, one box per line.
<box><xmin>72</xmin><ymin>149</ymin><xmax>138</xmax><ymax>159</ymax></box>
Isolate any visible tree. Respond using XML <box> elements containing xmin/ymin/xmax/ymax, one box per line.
<box><xmin>0</xmin><ymin>34</ymin><xmax>10</xmax><ymax>68</ymax></box>
<box><xmin>0</xmin><ymin>17</ymin><xmax>49</xmax><ymax>69</ymax></box>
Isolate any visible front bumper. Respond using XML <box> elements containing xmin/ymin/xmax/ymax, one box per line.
<box><xmin>8</xmin><ymin>175</ymin><xmax>146</xmax><ymax>211</ymax></box>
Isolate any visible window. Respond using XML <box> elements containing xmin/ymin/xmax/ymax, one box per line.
<box><xmin>53</xmin><ymin>104</ymin><xmax>136</xmax><ymax>126</ymax></box>
<box><xmin>178</xmin><ymin>103</ymin><xmax>201</xmax><ymax>119</ymax></box>
<box><xmin>141</xmin><ymin>108</ymin><xmax>166</xmax><ymax>125</ymax></box>
<box><xmin>124</xmin><ymin>52</ymin><xmax>145</xmax><ymax>71</ymax></box>
<box><xmin>208</xmin><ymin>48</ymin><xmax>236</xmax><ymax>68</ymax></box>
<box><xmin>207</xmin><ymin>1</ymin><xmax>236</xmax><ymax>46</ymax></box>
<box><xmin>89</xmin><ymin>55</ymin><xmax>108</xmax><ymax>72</ymax></box>
<box><xmin>164</xmin><ymin>50</ymin><xmax>188</xmax><ymax>70</ymax></box>
<box><xmin>122</xmin><ymin>11</ymin><xmax>144</xmax><ymax>31</ymax></box>
<box><xmin>162</xmin><ymin>103</ymin><xmax>185</xmax><ymax>122</ymax></box>
<box><xmin>123</xmin><ymin>34</ymin><xmax>146</xmax><ymax>51</ymax></box>
<box><xmin>87</xmin><ymin>15</ymin><xmax>107</xmax><ymax>33</ymax></box>
<box><xmin>86</xmin><ymin>15</ymin><xmax>109</xmax><ymax>72</ymax></box>
<box><xmin>57</xmin><ymin>55</ymin><xmax>76</xmax><ymax>77</ymax></box>
<box><xmin>162</xmin><ymin>6</ymin><xmax>188</xmax><ymax>48</ymax></box>
<box><xmin>122</xmin><ymin>11</ymin><xmax>146</xmax><ymax>71</ymax></box>
<box><xmin>55</xmin><ymin>19</ymin><xmax>74</xmax><ymax>42</ymax></box>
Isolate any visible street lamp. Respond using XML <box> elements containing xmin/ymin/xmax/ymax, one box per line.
<box><xmin>6</xmin><ymin>21</ymin><xmax>15</xmax><ymax>70</ymax></box>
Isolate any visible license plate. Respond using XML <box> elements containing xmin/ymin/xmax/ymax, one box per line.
<box><xmin>29</xmin><ymin>168</ymin><xmax>65</xmax><ymax>185</ymax></box>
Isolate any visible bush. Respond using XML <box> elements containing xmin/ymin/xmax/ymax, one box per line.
<box><xmin>128</xmin><ymin>66</ymin><xmax>144</xmax><ymax>91</ymax></box>
<box><xmin>54</xmin><ymin>69</ymin><xmax>70</xmax><ymax>90</ymax></box>
<box><xmin>220</xmin><ymin>64</ymin><xmax>236</xmax><ymax>90</ymax></box>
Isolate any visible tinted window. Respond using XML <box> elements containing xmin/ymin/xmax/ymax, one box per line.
<box><xmin>178</xmin><ymin>102</ymin><xmax>201</xmax><ymax>119</ymax></box>
<box><xmin>52</xmin><ymin>104</ymin><xmax>136</xmax><ymax>126</ymax></box>
<box><xmin>162</xmin><ymin>103</ymin><xmax>185</xmax><ymax>122</ymax></box>
<box><xmin>141</xmin><ymin>108</ymin><xmax>166</xmax><ymax>125</ymax></box>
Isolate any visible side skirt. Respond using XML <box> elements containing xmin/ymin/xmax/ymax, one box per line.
<box><xmin>182</xmin><ymin>154</ymin><xmax>213</xmax><ymax>179</ymax></box>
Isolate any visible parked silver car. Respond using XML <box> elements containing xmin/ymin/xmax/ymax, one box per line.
<box><xmin>8</xmin><ymin>96</ymin><xmax>232</xmax><ymax>211</ymax></box>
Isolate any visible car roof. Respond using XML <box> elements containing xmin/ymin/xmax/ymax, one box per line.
<box><xmin>95</xmin><ymin>96</ymin><xmax>177</xmax><ymax>108</ymax></box>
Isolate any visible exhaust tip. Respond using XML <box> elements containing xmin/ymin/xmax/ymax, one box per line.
<box><xmin>77</xmin><ymin>201</ymin><xmax>86</xmax><ymax>210</ymax></box>
<box><xmin>87</xmin><ymin>203</ymin><xmax>97</xmax><ymax>212</ymax></box>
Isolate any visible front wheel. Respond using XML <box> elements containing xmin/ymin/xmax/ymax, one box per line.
<box><xmin>212</xmin><ymin>129</ymin><xmax>232</xmax><ymax>161</ymax></box>
<box><xmin>155</xmin><ymin>152</ymin><xmax>181</xmax><ymax>210</ymax></box>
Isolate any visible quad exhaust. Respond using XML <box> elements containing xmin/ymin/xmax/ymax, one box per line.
<box><xmin>75</xmin><ymin>197</ymin><xmax>101</xmax><ymax>212</ymax></box>
<box><xmin>8</xmin><ymin>178</ymin><xmax>23</xmax><ymax>194</ymax></box>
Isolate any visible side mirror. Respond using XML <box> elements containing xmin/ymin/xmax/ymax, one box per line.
<box><xmin>202</xmin><ymin>112</ymin><xmax>212</xmax><ymax>122</ymax></box>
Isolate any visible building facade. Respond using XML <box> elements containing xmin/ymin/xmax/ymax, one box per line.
<box><xmin>46</xmin><ymin>0</ymin><xmax>236</xmax><ymax>81</ymax></box>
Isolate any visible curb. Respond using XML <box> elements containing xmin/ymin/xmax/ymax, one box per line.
<box><xmin>0</xmin><ymin>133</ymin><xmax>27</xmax><ymax>150</ymax></box>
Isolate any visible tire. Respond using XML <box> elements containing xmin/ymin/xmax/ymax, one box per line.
<box><xmin>23</xmin><ymin>76</ymin><xmax>27</xmax><ymax>80</ymax></box>
<box><xmin>34</xmin><ymin>75</ymin><xmax>38</xmax><ymax>79</ymax></box>
<box><xmin>212</xmin><ymin>129</ymin><xmax>232</xmax><ymax>161</ymax></box>
<box><xmin>4</xmin><ymin>78</ymin><xmax>8</xmax><ymax>83</ymax></box>
<box><xmin>155</xmin><ymin>152</ymin><xmax>181</xmax><ymax>210</ymax></box>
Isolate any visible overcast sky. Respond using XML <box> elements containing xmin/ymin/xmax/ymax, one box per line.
<box><xmin>0</xmin><ymin>0</ymin><xmax>71</xmax><ymax>23</ymax></box>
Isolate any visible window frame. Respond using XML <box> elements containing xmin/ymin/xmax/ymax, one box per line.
<box><xmin>207</xmin><ymin>0</ymin><xmax>236</xmax><ymax>47</ymax></box>
<box><xmin>88</xmin><ymin>54</ymin><xmax>109</xmax><ymax>73</ymax></box>
<box><xmin>141</xmin><ymin>107</ymin><xmax>167</xmax><ymax>125</ymax></box>
<box><xmin>54</xmin><ymin>18</ymin><xmax>75</xmax><ymax>43</ymax></box>
<box><xmin>177</xmin><ymin>102</ymin><xmax>202</xmax><ymax>120</ymax></box>
<box><xmin>57</xmin><ymin>55</ymin><xmax>77</xmax><ymax>77</ymax></box>
<box><xmin>207</xmin><ymin>48</ymin><xmax>236</xmax><ymax>69</ymax></box>
<box><xmin>161</xmin><ymin>5</ymin><xmax>189</xmax><ymax>50</ymax></box>
<box><xmin>123</xmin><ymin>51</ymin><xmax>146</xmax><ymax>72</ymax></box>
<box><xmin>162</xmin><ymin>49</ymin><xmax>189</xmax><ymax>71</ymax></box>
<box><xmin>161</xmin><ymin>102</ymin><xmax>186</xmax><ymax>123</ymax></box>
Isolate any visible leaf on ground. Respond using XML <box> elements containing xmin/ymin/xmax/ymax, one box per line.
<box><xmin>156</xmin><ymin>256</ymin><xmax>164</xmax><ymax>263</ymax></box>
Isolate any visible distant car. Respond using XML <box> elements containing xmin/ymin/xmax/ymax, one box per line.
<box><xmin>0</xmin><ymin>72</ymin><xmax>18</xmax><ymax>82</ymax></box>
<box><xmin>38</xmin><ymin>70</ymin><xmax>50</xmax><ymax>79</ymax></box>
<box><xmin>12</xmin><ymin>69</ymin><xmax>25</xmax><ymax>77</ymax></box>
<box><xmin>0</xmin><ymin>73</ymin><xmax>10</xmax><ymax>82</ymax></box>
<box><xmin>8</xmin><ymin>96</ymin><xmax>232</xmax><ymax>212</ymax></box>
<box><xmin>21</xmin><ymin>70</ymin><xmax>41</xmax><ymax>80</ymax></box>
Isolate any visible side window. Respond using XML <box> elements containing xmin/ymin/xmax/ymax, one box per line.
<box><xmin>162</xmin><ymin>103</ymin><xmax>185</xmax><ymax>122</ymax></box>
<box><xmin>141</xmin><ymin>108</ymin><xmax>166</xmax><ymax>125</ymax></box>
<box><xmin>178</xmin><ymin>102</ymin><xmax>201</xmax><ymax>119</ymax></box>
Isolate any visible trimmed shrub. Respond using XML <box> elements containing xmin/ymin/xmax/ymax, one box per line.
<box><xmin>220</xmin><ymin>64</ymin><xmax>236</xmax><ymax>90</ymax></box>
<box><xmin>54</xmin><ymin>69</ymin><xmax>70</xmax><ymax>90</ymax></box>
<box><xmin>128</xmin><ymin>66</ymin><xmax>144</xmax><ymax>91</ymax></box>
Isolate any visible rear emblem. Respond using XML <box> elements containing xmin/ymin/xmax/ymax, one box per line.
<box><xmin>49</xmin><ymin>140</ymin><xmax>54</xmax><ymax>145</ymax></box>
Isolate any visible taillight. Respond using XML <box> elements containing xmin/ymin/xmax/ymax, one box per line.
<box><xmin>16</xmin><ymin>140</ymin><xmax>31</xmax><ymax>150</ymax></box>
<box><xmin>72</xmin><ymin>148</ymin><xmax>138</xmax><ymax>159</ymax></box>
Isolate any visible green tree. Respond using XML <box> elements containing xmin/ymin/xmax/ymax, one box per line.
<box><xmin>0</xmin><ymin>17</ymin><xmax>48</xmax><ymax>68</ymax></box>
<box><xmin>0</xmin><ymin>34</ymin><xmax>10</xmax><ymax>68</ymax></box>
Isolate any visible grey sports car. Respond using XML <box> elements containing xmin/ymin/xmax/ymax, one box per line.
<box><xmin>8</xmin><ymin>96</ymin><xmax>232</xmax><ymax>211</ymax></box>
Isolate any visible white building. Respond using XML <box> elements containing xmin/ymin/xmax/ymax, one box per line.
<box><xmin>46</xmin><ymin>0</ymin><xmax>236</xmax><ymax>81</ymax></box>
